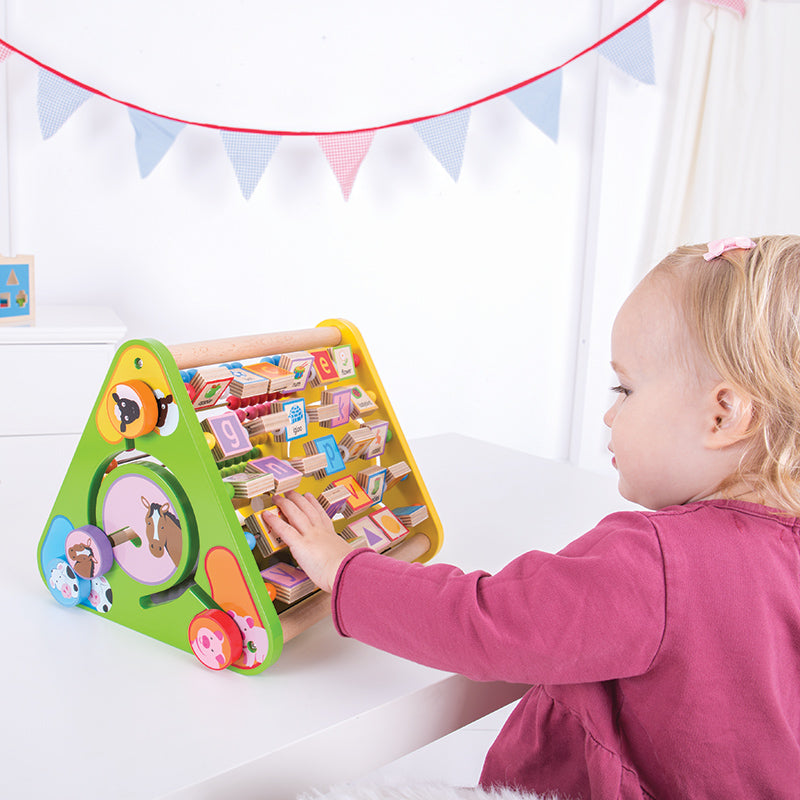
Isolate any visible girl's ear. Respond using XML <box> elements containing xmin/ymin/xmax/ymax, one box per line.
<box><xmin>704</xmin><ymin>383</ymin><xmax>753</xmax><ymax>450</ymax></box>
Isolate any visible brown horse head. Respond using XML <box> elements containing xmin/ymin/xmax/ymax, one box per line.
<box><xmin>141</xmin><ymin>497</ymin><xmax>182</xmax><ymax>567</ymax></box>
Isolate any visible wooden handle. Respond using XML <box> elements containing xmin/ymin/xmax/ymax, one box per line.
<box><xmin>278</xmin><ymin>533</ymin><xmax>431</xmax><ymax>643</ymax></box>
<box><xmin>108</xmin><ymin>527</ymin><xmax>140</xmax><ymax>547</ymax></box>
<box><xmin>168</xmin><ymin>327</ymin><xmax>342</xmax><ymax>370</ymax></box>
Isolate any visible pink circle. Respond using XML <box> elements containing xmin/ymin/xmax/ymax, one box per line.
<box><xmin>65</xmin><ymin>525</ymin><xmax>114</xmax><ymax>579</ymax></box>
<box><xmin>101</xmin><ymin>472</ymin><xmax>182</xmax><ymax>586</ymax></box>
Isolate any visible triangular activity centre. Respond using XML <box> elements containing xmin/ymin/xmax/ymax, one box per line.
<box><xmin>37</xmin><ymin>320</ymin><xmax>442</xmax><ymax>675</ymax></box>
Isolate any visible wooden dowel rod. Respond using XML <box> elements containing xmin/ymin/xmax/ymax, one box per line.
<box><xmin>108</xmin><ymin>527</ymin><xmax>140</xmax><ymax>547</ymax></box>
<box><xmin>168</xmin><ymin>326</ymin><xmax>342</xmax><ymax>370</ymax></box>
<box><xmin>279</xmin><ymin>533</ymin><xmax>432</xmax><ymax>643</ymax></box>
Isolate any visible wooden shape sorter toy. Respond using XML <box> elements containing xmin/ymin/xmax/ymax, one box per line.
<box><xmin>36</xmin><ymin>320</ymin><xmax>442</xmax><ymax>675</ymax></box>
<box><xmin>0</xmin><ymin>255</ymin><xmax>34</xmax><ymax>326</ymax></box>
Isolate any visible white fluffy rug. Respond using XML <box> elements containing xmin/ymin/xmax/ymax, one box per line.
<box><xmin>298</xmin><ymin>783</ymin><xmax>553</xmax><ymax>799</ymax></box>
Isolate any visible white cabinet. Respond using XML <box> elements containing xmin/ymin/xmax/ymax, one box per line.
<box><xmin>0</xmin><ymin>306</ymin><xmax>126</xmax><ymax>436</ymax></box>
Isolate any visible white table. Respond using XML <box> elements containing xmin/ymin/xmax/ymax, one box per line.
<box><xmin>2</xmin><ymin>433</ymin><xmax>629</xmax><ymax>799</ymax></box>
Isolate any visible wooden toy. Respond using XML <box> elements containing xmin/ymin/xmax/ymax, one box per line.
<box><xmin>318</xmin><ymin>484</ymin><xmax>351</xmax><ymax>517</ymax></box>
<box><xmin>364</xmin><ymin>419</ymin><xmax>390</xmax><ymax>458</ymax></box>
<box><xmin>330</xmin><ymin>344</ymin><xmax>357</xmax><ymax>379</ymax></box>
<box><xmin>304</xmin><ymin>434</ymin><xmax>346</xmax><ymax>478</ymax></box>
<box><xmin>245</xmin><ymin>360</ymin><xmax>295</xmax><ymax>393</ymax></box>
<box><xmin>358</xmin><ymin>465</ymin><xmax>388</xmax><ymax>503</ymax></box>
<box><xmin>36</xmin><ymin>320</ymin><xmax>442</xmax><ymax>675</ymax></box>
<box><xmin>278</xmin><ymin>351</ymin><xmax>315</xmax><ymax>391</ymax></box>
<box><xmin>202</xmin><ymin>410</ymin><xmax>254</xmax><ymax>461</ymax></box>
<box><xmin>188</xmin><ymin>608</ymin><xmax>243</xmax><ymax>670</ymax></box>
<box><xmin>246</xmin><ymin>508</ymin><xmax>288</xmax><ymax>556</ymax></box>
<box><xmin>228</xmin><ymin>367</ymin><xmax>271</xmax><ymax>399</ymax></box>
<box><xmin>190</xmin><ymin>366</ymin><xmax>233</xmax><ymax>410</ymax></box>
<box><xmin>370</xmin><ymin>507</ymin><xmax>409</xmax><ymax>541</ymax></box>
<box><xmin>338</xmin><ymin>426</ymin><xmax>377</xmax><ymax>462</ymax></box>
<box><xmin>0</xmin><ymin>255</ymin><xmax>34</xmax><ymax>326</ymax></box>
<box><xmin>261</xmin><ymin>562</ymin><xmax>316</xmax><ymax>604</ymax></box>
<box><xmin>271</xmin><ymin>397</ymin><xmax>308</xmax><ymax>442</ymax></box>
<box><xmin>349</xmin><ymin>385</ymin><xmax>379</xmax><ymax>418</ymax></box>
<box><xmin>245</xmin><ymin>411</ymin><xmax>290</xmax><ymax>436</ymax></box>
<box><xmin>289</xmin><ymin>452</ymin><xmax>328</xmax><ymax>476</ymax></box>
<box><xmin>332</xmin><ymin>474</ymin><xmax>375</xmax><ymax>518</ymax></box>
<box><xmin>309</xmin><ymin>348</ymin><xmax>341</xmax><ymax>385</ymax></box>
<box><xmin>222</xmin><ymin>471</ymin><xmax>275</xmax><ymax>498</ymax></box>
<box><xmin>64</xmin><ymin>524</ymin><xmax>115</xmax><ymax>579</ymax></box>
<box><xmin>392</xmin><ymin>505</ymin><xmax>430</xmax><ymax>527</ymax></box>
<box><xmin>342</xmin><ymin>517</ymin><xmax>393</xmax><ymax>552</ymax></box>
<box><xmin>247</xmin><ymin>456</ymin><xmax>304</xmax><ymax>493</ymax></box>
<box><xmin>307</xmin><ymin>403</ymin><xmax>339</xmax><ymax>424</ymax></box>
<box><xmin>386</xmin><ymin>460</ymin><xmax>411</xmax><ymax>489</ymax></box>
<box><xmin>319</xmin><ymin>387</ymin><xmax>352</xmax><ymax>428</ymax></box>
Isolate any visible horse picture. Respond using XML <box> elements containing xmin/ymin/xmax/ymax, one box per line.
<box><xmin>141</xmin><ymin>496</ymin><xmax>182</xmax><ymax>568</ymax></box>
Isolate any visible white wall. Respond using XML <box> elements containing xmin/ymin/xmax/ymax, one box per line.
<box><xmin>0</xmin><ymin>0</ymin><xmax>680</xmax><ymax>470</ymax></box>
<box><xmin>571</xmin><ymin>0</ymin><xmax>685</xmax><ymax>474</ymax></box>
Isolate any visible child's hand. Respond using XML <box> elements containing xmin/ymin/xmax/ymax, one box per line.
<box><xmin>264</xmin><ymin>491</ymin><xmax>354</xmax><ymax>593</ymax></box>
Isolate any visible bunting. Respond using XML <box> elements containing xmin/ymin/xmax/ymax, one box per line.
<box><xmin>702</xmin><ymin>0</ymin><xmax>746</xmax><ymax>16</ymax></box>
<box><xmin>508</xmin><ymin>70</ymin><xmax>563</xmax><ymax>143</ymax></box>
<box><xmin>412</xmin><ymin>109</ymin><xmax>471</xmax><ymax>181</ymax></box>
<box><xmin>128</xmin><ymin>110</ymin><xmax>186</xmax><ymax>178</ymax></box>
<box><xmin>37</xmin><ymin>71</ymin><xmax>92</xmax><ymax>139</ymax></box>
<box><xmin>221</xmin><ymin>131</ymin><xmax>282</xmax><ymax>200</ymax></box>
<box><xmin>0</xmin><ymin>0</ymin><xmax>742</xmax><ymax>201</ymax></box>
<box><xmin>317</xmin><ymin>131</ymin><xmax>376</xmax><ymax>199</ymax></box>
<box><xmin>598</xmin><ymin>17</ymin><xmax>656</xmax><ymax>84</ymax></box>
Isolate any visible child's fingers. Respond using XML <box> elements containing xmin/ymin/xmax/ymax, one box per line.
<box><xmin>263</xmin><ymin>493</ymin><xmax>349</xmax><ymax>593</ymax></box>
<box><xmin>299</xmin><ymin>491</ymin><xmax>331</xmax><ymax>525</ymax></box>
<box><xmin>282</xmin><ymin>490</ymin><xmax>317</xmax><ymax>518</ymax></box>
<box><xmin>261</xmin><ymin>507</ymin><xmax>299</xmax><ymax>541</ymax></box>
<box><xmin>280</xmin><ymin>490</ymin><xmax>330</xmax><ymax>529</ymax></box>
<box><xmin>272</xmin><ymin>492</ymin><xmax>311</xmax><ymax>531</ymax></box>
<box><xmin>270</xmin><ymin>492</ymin><xmax>329</xmax><ymax>540</ymax></box>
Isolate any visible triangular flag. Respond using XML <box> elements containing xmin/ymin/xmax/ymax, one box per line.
<box><xmin>412</xmin><ymin>108</ymin><xmax>471</xmax><ymax>181</ymax></box>
<box><xmin>220</xmin><ymin>131</ymin><xmax>281</xmax><ymax>200</ymax></box>
<box><xmin>0</xmin><ymin>43</ymin><xmax>11</xmax><ymax>63</ymax></box>
<box><xmin>702</xmin><ymin>0</ymin><xmax>746</xmax><ymax>16</ymax></box>
<box><xmin>317</xmin><ymin>131</ymin><xmax>375</xmax><ymax>200</ymax></box>
<box><xmin>37</xmin><ymin>70</ymin><xmax>92</xmax><ymax>139</ymax></box>
<box><xmin>128</xmin><ymin>109</ymin><xmax>186</xmax><ymax>178</ymax></box>
<box><xmin>598</xmin><ymin>17</ymin><xmax>656</xmax><ymax>85</ymax></box>
<box><xmin>508</xmin><ymin>71</ymin><xmax>563</xmax><ymax>143</ymax></box>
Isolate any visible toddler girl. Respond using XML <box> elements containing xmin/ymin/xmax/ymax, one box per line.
<box><xmin>267</xmin><ymin>234</ymin><xmax>800</xmax><ymax>799</ymax></box>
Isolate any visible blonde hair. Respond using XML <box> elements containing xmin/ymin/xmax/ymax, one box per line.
<box><xmin>653</xmin><ymin>234</ymin><xmax>800</xmax><ymax>514</ymax></box>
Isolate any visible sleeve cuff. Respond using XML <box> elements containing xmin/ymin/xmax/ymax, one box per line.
<box><xmin>331</xmin><ymin>547</ymin><xmax>376</xmax><ymax>637</ymax></box>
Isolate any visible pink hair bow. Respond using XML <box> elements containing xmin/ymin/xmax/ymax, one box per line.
<box><xmin>703</xmin><ymin>237</ymin><xmax>756</xmax><ymax>261</ymax></box>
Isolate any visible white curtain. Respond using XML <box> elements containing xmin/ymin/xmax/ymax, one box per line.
<box><xmin>642</xmin><ymin>0</ymin><xmax>800</xmax><ymax>273</ymax></box>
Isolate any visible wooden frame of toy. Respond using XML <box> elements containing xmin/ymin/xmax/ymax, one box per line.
<box><xmin>37</xmin><ymin>319</ymin><xmax>442</xmax><ymax>674</ymax></box>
